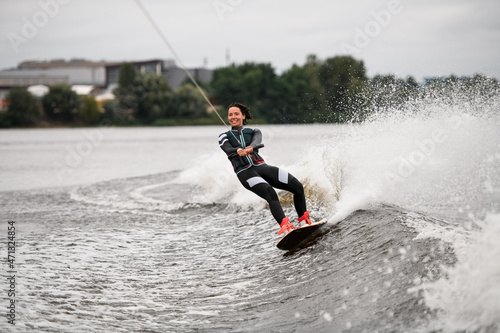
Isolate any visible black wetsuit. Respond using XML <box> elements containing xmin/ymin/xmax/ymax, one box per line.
<box><xmin>219</xmin><ymin>126</ymin><xmax>307</xmax><ymax>225</ymax></box>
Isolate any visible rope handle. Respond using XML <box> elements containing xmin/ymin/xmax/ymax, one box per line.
<box><xmin>227</xmin><ymin>144</ymin><xmax>264</xmax><ymax>159</ymax></box>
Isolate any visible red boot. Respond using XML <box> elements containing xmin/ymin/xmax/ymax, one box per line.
<box><xmin>278</xmin><ymin>217</ymin><xmax>294</xmax><ymax>236</ymax></box>
<box><xmin>298</xmin><ymin>211</ymin><xmax>312</xmax><ymax>228</ymax></box>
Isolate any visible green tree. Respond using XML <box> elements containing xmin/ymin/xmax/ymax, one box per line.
<box><xmin>171</xmin><ymin>84</ymin><xmax>208</xmax><ymax>118</ymax></box>
<box><xmin>272</xmin><ymin>64</ymin><xmax>312</xmax><ymax>123</ymax></box>
<box><xmin>113</xmin><ymin>63</ymin><xmax>175</xmax><ymax>123</ymax></box>
<box><xmin>42</xmin><ymin>84</ymin><xmax>80</xmax><ymax>123</ymax></box>
<box><xmin>114</xmin><ymin>63</ymin><xmax>138</xmax><ymax>120</ymax></box>
<box><xmin>5</xmin><ymin>87</ymin><xmax>41</xmax><ymax>126</ymax></box>
<box><xmin>78</xmin><ymin>95</ymin><xmax>101</xmax><ymax>125</ymax></box>
<box><xmin>302</xmin><ymin>54</ymin><xmax>325</xmax><ymax>120</ymax></box>
<box><xmin>210</xmin><ymin>64</ymin><xmax>246</xmax><ymax>107</ymax></box>
<box><xmin>318</xmin><ymin>56</ymin><xmax>367</xmax><ymax>119</ymax></box>
<box><xmin>102</xmin><ymin>99</ymin><xmax>120</xmax><ymax>122</ymax></box>
<box><xmin>135</xmin><ymin>73</ymin><xmax>173</xmax><ymax>122</ymax></box>
<box><xmin>210</xmin><ymin>62</ymin><xmax>278</xmax><ymax>121</ymax></box>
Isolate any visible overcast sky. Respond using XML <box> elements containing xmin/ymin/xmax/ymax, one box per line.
<box><xmin>1</xmin><ymin>0</ymin><xmax>499</xmax><ymax>81</ymax></box>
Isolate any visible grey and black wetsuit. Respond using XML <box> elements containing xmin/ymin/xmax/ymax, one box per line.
<box><xmin>218</xmin><ymin>126</ymin><xmax>307</xmax><ymax>225</ymax></box>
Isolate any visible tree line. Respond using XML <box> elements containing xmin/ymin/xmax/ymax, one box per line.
<box><xmin>1</xmin><ymin>55</ymin><xmax>498</xmax><ymax>128</ymax></box>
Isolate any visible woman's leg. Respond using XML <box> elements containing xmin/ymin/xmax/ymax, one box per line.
<box><xmin>237</xmin><ymin>168</ymin><xmax>286</xmax><ymax>225</ymax></box>
<box><xmin>257</xmin><ymin>165</ymin><xmax>307</xmax><ymax>217</ymax></box>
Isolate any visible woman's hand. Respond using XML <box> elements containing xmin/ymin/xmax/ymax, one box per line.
<box><xmin>237</xmin><ymin>146</ymin><xmax>253</xmax><ymax>156</ymax></box>
<box><xmin>237</xmin><ymin>148</ymin><xmax>247</xmax><ymax>156</ymax></box>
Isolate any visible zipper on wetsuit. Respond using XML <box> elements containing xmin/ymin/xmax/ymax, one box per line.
<box><xmin>238</xmin><ymin>129</ymin><xmax>254</xmax><ymax>166</ymax></box>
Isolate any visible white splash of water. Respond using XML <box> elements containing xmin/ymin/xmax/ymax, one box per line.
<box><xmin>422</xmin><ymin>213</ymin><xmax>500</xmax><ymax>331</ymax></box>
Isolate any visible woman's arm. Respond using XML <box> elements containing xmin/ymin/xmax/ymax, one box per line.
<box><xmin>249</xmin><ymin>129</ymin><xmax>262</xmax><ymax>147</ymax></box>
<box><xmin>219</xmin><ymin>133</ymin><xmax>239</xmax><ymax>155</ymax></box>
<box><xmin>243</xmin><ymin>128</ymin><xmax>262</xmax><ymax>154</ymax></box>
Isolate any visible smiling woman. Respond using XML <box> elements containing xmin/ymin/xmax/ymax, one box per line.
<box><xmin>218</xmin><ymin>102</ymin><xmax>315</xmax><ymax>236</ymax></box>
<box><xmin>227</xmin><ymin>102</ymin><xmax>251</xmax><ymax>127</ymax></box>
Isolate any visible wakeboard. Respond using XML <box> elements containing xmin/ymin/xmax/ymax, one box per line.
<box><xmin>276</xmin><ymin>219</ymin><xmax>328</xmax><ymax>251</ymax></box>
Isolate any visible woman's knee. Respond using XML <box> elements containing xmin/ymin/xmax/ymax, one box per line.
<box><xmin>289</xmin><ymin>176</ymin><xmax>305</xmax><ymax>194</ymax></box>
<box><xmin>264</xmin><ymin>185</ymin><xmax>280</xmax><ymax>203</ymax></box>
<box><xmin>247</xmin><ymin>183</ymin><xmax>279</xmax><ymax>203</ymax></box>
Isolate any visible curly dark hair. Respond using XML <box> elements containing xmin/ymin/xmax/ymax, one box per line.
<box><xmin>228</xmin><ymin>102</ymin><xmax>252</xmax><ymax>125</ymax></box>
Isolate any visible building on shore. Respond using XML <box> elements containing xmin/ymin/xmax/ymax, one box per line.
<box><xmin>104</xmin><ymin>59</ymin><xmax>212</xmax><ymax>90</ymax></box>
<box><xmin>0</xmin><ymin>58</ymin><xmax>213</xmax><ymax>105</ymax></box>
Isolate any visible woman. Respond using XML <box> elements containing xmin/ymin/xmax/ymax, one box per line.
<box><xmin>218</xmin><ymin>102</ymin><xmax>312</xmax><ymax>236</ymax></box>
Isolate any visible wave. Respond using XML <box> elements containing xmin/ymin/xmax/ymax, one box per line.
<box><xmin>64</xmin><ymin>85</ymin><xmax>500</xmax><ymax>331</ymax></box>
<box><xmin>172</xmin><ymin>86</ymin><xmax>500</xmax><ymax>331</ymax></box>
<box><xmin>418</xmin><ymin>212</ymin><xmax>500</xmax><ymax>332</ymax></box>
<box><xmin>329</xmin><ymin>90</ymin><xmax>500</xmax><ymax>331</ymax></box>
<box><xmin>69</xmin><ymin>171</ymin><xmax>196</xmax><ymax>213</ymax></box>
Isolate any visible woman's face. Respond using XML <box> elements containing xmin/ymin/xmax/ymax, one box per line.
<box><xmin>228</xmin><ymin>106</ymin><xmax>246</xmax><ymax>127</ymax></box>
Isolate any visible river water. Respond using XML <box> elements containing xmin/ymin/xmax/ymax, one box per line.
<box><xmin>1</xmin><ymin>95</ymin><xmax>499</xmax><ymax>332</ymax></box>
